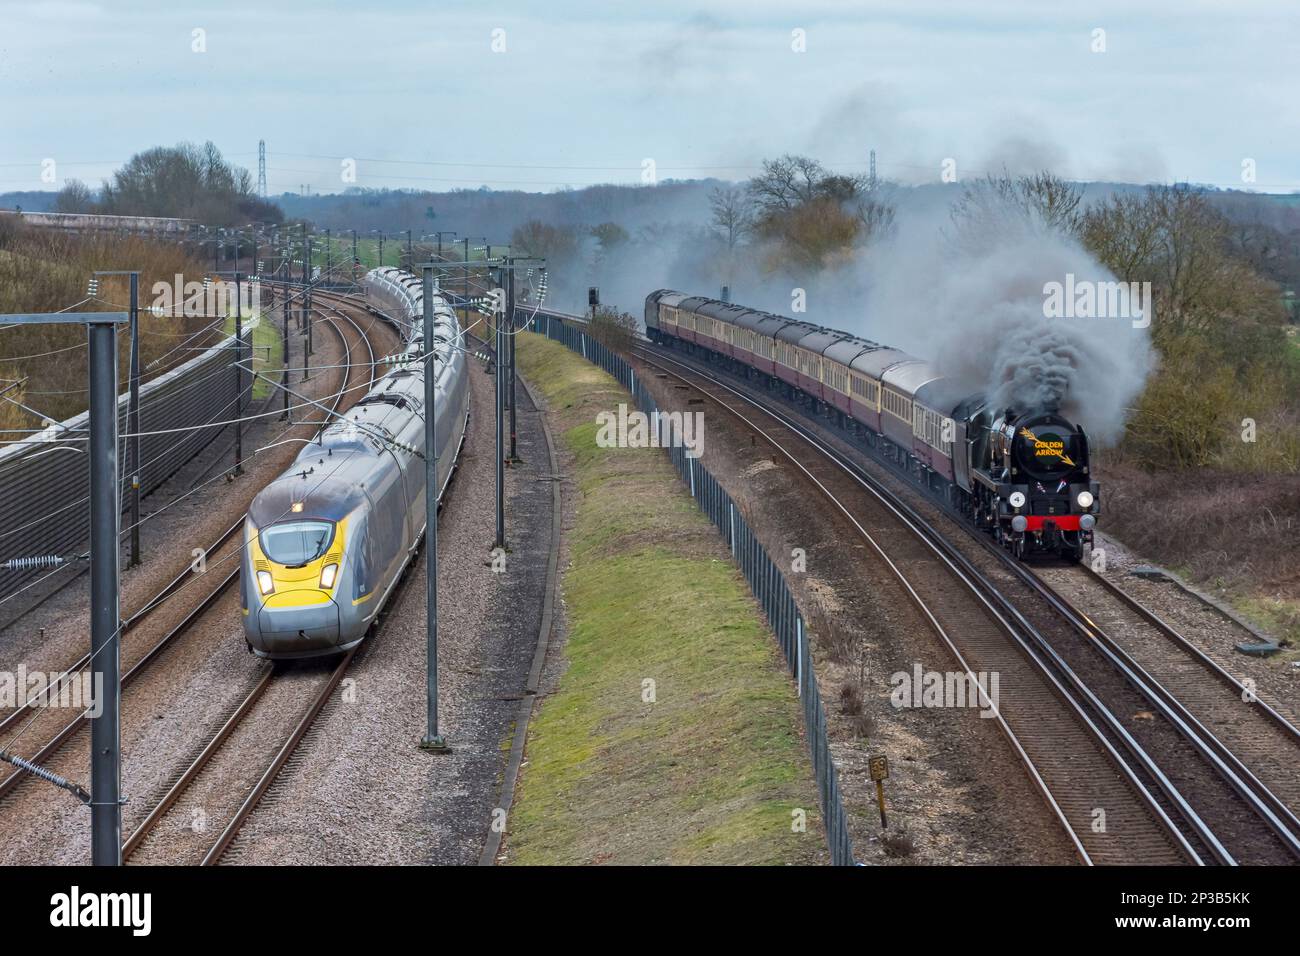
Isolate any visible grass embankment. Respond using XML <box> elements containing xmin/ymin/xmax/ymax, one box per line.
<box><xmin>506</xmin><ymin>332</ymin><xmax>824</xmax><ymax>865</ymax></box>
<box><xmin>222</xmin><ymin>312</ymin><xmax>282</xmax><ymax>400</ymax></box>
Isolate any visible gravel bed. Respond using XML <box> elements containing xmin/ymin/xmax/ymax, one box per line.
<box><xmin>1089</xmin><ymin>531</ymin><xmax>1300</xmax><ymax>723</ymax></box>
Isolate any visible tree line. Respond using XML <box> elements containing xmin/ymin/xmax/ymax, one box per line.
<box><xmin>53</xmin><ymin>142</ymin><xmax>282</xmax><ymax>226</ymax></box>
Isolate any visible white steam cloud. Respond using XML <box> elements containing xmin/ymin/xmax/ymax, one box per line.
<box><xmin>578</xmin><ymin>186</ymin><xmax>1152</xmax><ymax>446</ymax></box>
<box><xmin>853</xmin><ymin>202</ymin><xmax>1153</xmax><ymax>443</ymax></box>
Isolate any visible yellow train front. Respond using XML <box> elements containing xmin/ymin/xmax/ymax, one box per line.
<box><xmin>241</xmin><ymin>465</ymin><xmax>396</xmax><ymax>659</ymax></box>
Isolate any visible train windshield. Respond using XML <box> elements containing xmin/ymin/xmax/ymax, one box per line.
<box><xmin>260</xmin><ymin>520</ymin><xmax>334</xmax><ymax>567</ymax></box>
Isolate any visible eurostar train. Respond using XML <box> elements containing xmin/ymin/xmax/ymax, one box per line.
<box><xmin>241</xmin><ymin>269</ymin><xmax>469</xmax><ymax>658</ymax></box>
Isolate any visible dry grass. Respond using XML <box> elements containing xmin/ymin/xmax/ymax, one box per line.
<box><xmin>1100</xmin><ymin>456</ymin><xmax>1300</xmax><ymax>593</ymax></box>
<box><xmin>0</xmin><ymin>225</ymin><xmax>215</xmax><ymax>429</ymax></box>
<box><xmin>850</xmin><ymin>711</ymin><xmax>877</xmax><ymax>739</ymax></box>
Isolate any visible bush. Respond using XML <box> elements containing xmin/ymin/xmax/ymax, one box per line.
<box><xmin>1123</xmin><ymin>334</ymin><xmax>1299</xmax><ymax>473</ymax></box>
<box><xmin>882</xmin><ymin>829</ymin><xmax>916</xmax><ymax>858</ymax></box>
<box><xmin>588</xmin><ymin>306</ymin><xmax>638</xmax><ymax>353</ymax></box>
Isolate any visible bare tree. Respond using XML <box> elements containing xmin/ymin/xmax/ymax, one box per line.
<box><xmin>1081</xmin><ymin>190</ymin><xmax>1162</xmax><ymax>283</ymax></box>
<box><xmin>748</xmin><ymin>155</ymin><xmax>837</xmax><ymax>215</ymax></box>
<box><xmin>1017</xmin><ymin>171</ymin><xmax>1083</xmax><ymax>234</ymax></box>
<box><xmin>1080</xmin><ymin>184</ymin><xmax>1282</xmax><ymax>346</ymax></box>
<box><xmin>98</xmin><ymin>141</ymin><xmax>279</xmax><ymax>225</ymax></box>
<box><xmin>708</xmin><ymin>186</ymin><xmax>752</xmax><ymax>249</ymax></box>
<box><xmin>511</xmin><ymin>219</ymin><xmax>580</xmax><ymax>263</ymax></box>
<box><xmin>855</xmin><ymin>195</ymin><xmax>896</xmax><ymax>243</ymax></box>
<box><xmin>950</xmin><ymin>171</ymin><xmax>1083</xmax><ymax>241</ymax></box>
<box><xmin>590</xmin><ymin>221</ymin><xmax>629</xmax><ymax>256</ymax></box>
<box><xmin>53</xmin><ymin>179</ymin><xmax>96</xmax><ymax>214</ymax></box>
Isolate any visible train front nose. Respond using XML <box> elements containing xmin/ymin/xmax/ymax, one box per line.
<box><xmin>251</xmin><ymin>591</ymin><xmax>342</xmax><ymax>656</ymax></box>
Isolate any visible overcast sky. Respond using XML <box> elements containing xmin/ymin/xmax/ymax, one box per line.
<box><xmin>2</xmin><ymin>0</ymin><xmax>1297</xmax><ymax>196</ymax></box>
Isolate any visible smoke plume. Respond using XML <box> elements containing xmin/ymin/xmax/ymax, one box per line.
<box><xmin>575</xmin><ymin>183</ymin><xmax>1153</xmax><ymax>445</ymax></box>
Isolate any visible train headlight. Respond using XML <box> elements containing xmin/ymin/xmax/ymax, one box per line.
<box><xmin>319</xmin><ymin>563</ymin><xmax>339</xmax><ymax>590</ymax></box>
<box><xmin>1077</xmin><ymin>491</ymin><xmax>1094</xmax><ymax>509</ymax></box>
<box><xmin>1080</xmin><ymin>514</ymin><xmax>1096</xmax><ymax>531</ymax></box>
<box><xmin>1011</xmin><ymin>515</ymin><xmax>1028</xmax><ymax>533</ymax></box>
<box><xmin>256</xmin><ymin>570</ymin><xmax>275</xmax><ymax>595</ymax></box>
<box><xmin>1008</xmin><ymin>491</ymin><xmax>1026</xmax><ymax>509</ymax></box>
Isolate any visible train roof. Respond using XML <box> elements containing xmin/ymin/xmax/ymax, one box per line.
<box><xmin>824</xmin><ymin>337</ymin><xmax>884</xmax><ymax>366</ymax></box>
<box><xmin>649</xmin><ymin>290</ymin><xmax>690</xmax><ymax>308</ymax></box>
<box><xmin>775</xmin><ymin>319</ymin><xmax>821</xmax><ymax>344</ymax></box>
<box><xmin>250</xmin><ymin>467</ymin><xmax>371</xmax><ymax>527</ymax></box>
<box><xmin>909</xmin><ymin>377</ymin><xmax>977</xmax><ymax>416</ymax></box>
<box><xmin>847</xmin><ymin>346</ymin><xmax>916</xmax><ymax>378</ymax></box>
<box><xmin>729</xmin><ymin>310</ymin><xmax>779</xmax><ymax>334</ymax></box>
<box><xmin>654</xmin><ymin>290</ymin><xmax>971</xmax><ymax>403</ymax></box>
<box><xmin>882</xmin><ymin>359</ymin><xmax>942</xmax><ymax>396</ymax></box>
<box><xmin>695</xmin><ymin>301</ymin><xmax>752</xmax><ymax>323</ymax></box>
<box><xmin>796</xmin><ymin>328</ymin><xmax>851</xmax><ymax>354</ymax></box>
<box><xmin>365</xmin><ymin>268</ymin><xmax>460</xmax><ymax>351</ymax></box>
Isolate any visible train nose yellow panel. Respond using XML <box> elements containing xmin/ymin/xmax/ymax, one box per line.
<box><xmin>263</xmin><ymin>589</ymin><xmax>332</xmax><ymax>608</ymax></box>
<box><xmin>272</xmin><ymin>566</ymin><xmax>320</xmax><ymax>585</ymax></box>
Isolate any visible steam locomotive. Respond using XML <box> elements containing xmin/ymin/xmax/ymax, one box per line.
<box><xmin>644</xmin><ymin>291</ymin><xmax>1099</xmax><ymax>560</ymax></box>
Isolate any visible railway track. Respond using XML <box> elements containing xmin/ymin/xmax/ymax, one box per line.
<box><xmin>122</xmin><ymin>649</ymin><xmax>356</xmax><ymax>865</ymax></box>
<box><xmin>0</xmin><ymin>518</ymin><xmax>244</xmax><ymax>801</ymax></box>
<box><xmin>626</xmin><ymin>339</ymin><xmax>1300</xmax><ymax>865</ymax></box>
<box><xmin>1035</xmin><ymin>562</ymin><xmax>1300</xmax><ymax>850</ymax></box>
<box><xmin>0</xmin><ymin>300</ymin><xmax>385</xmax><ymax>819</ymax></box>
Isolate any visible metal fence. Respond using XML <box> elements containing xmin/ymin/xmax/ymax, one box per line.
<box><xmin>0</xmin><ymin>336</ymin><xmax>249</xmax><ymax>618</ymax></box>
<box><xmin>535</xmin><ymin>311</ymin><xmax>855</xmax><ymax>866</ymax></box>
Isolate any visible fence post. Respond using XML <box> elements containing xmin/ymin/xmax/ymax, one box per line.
<box><xmin>796</xmin><ymin>615</ymin><xmax>803</xmax><ymax>697</ymax></box>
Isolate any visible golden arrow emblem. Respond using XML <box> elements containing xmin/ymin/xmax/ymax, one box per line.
<box><xmin>1019</xmin><ymin>427</ymin><xmax>1075</xmax><ymax>467</ymax></box>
